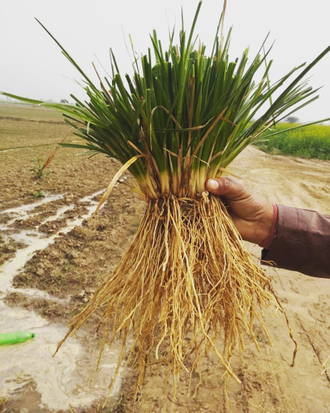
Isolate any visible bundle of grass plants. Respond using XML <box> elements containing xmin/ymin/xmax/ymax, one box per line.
<box><xmin>4</xmin><ymin>0</ymin><xmax>330</xmax><ymax>399</ymax></box>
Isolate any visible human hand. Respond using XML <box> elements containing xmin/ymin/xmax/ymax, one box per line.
<box><xmin>205</xmin><ymin>177</ymin><xmax>275</xmax><ymax>247</ymax></box>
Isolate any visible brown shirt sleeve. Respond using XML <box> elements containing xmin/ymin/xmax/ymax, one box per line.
<box><xmin>262</xmin><ymin>205</ymin><xmax>330</xmax><ymax>278</ymax></box>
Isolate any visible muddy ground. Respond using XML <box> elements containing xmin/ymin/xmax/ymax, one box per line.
<box><xmin>0</xmin><ymin>104</ymin><xmax>330</xmax><ymax>412</ymax></box>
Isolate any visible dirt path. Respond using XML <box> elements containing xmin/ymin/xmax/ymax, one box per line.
<box><xmin>229</xmin><ymin>148</ymin><xmax>330</xmax><ymax>412</ymax></box>
<box><xmin>0</xmin><ymin>106</ymin><xmax>329</xmax><ymax>412</ymax></box>
<box><xmin>133</xmin><ymin>147</ymin><xmax>330</xmax><ymax>412</ymax></box>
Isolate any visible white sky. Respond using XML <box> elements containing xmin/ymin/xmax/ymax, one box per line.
<box><xmin>1</xmin><ymin>0</ymin><xmax>330</xmax><ymax>123</ymax></box>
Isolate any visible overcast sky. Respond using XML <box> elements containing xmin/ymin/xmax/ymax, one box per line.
<box><xmin>1</xmin><ymin>0</ymin><xmax>330</xmax><ymax>123</ymax></box>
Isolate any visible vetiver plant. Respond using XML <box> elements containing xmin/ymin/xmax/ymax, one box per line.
<box><xmin>3</xmin><ymin>0</ymin><xmax>330</xmax><ymax>400</ymax></box>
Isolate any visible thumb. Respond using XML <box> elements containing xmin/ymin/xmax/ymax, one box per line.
<box><xmin>206</xmin><ymin>178</ymin><xmax>246</xmax><ymax>200</ymax></box>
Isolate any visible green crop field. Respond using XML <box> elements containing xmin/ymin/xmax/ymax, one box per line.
<box><xmin>254</xmin><ymin>123</ymin><xmax>330</xmax><ymax>160</ymax></box>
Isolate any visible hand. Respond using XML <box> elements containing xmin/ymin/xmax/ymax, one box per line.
<box><xmin>205</xmin><ymin>177</ymin><xmax>274</xmax><ymax>246</ymax></box>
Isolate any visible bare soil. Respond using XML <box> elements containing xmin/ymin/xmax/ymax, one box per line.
<box><xmin>0</xmin><ymin>104</ymin><xmax>329</xmax><ymax>412</ymax></box>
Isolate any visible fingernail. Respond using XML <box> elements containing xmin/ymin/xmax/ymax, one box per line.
<box><xmin>206</xmin><ymin>179</ymin><xmax>219</xmax><ymax>191</ymax></box>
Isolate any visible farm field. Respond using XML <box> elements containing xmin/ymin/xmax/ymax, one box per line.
<box><xmin>0</xmin><ymin>103</ymin><xmax>330</xmax><ymax>412</ymax></box>
<box><xmin>255</xmin><ymin>122</ymin><xmax>330</xmax><ymax>160</ymax></box>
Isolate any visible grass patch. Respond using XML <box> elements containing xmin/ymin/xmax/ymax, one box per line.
<box><xmin>254</xmin><ymin>123</ymin><xmax>330</xmax><ymax>160</ymax></box>
<box><xmin>30</xmin><ymin>157</ymin><xmax>53</xmax><ymax>179</ymax></box>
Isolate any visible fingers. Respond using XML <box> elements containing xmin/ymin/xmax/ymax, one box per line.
<box><xmin>205</xmin><ymin>177</ymin><xmax>248</xmax><ymax>201</ymax></box>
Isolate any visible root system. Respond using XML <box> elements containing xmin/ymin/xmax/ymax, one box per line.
<box><xmin>56</xmin><ymin>193</ymin><xmax>296</xmax><ymax>399</ymax></box>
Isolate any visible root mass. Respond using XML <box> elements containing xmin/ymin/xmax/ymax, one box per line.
<box><xmin>57</xmin><ymin>193</ymin><xmax>295</xmax><ymax>396</ymax></box>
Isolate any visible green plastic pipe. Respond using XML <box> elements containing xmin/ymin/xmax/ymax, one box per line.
<box><xmin>0</xmin><ymin>331</ymin><xmax>35</xmax><ymax>345</ymax></box>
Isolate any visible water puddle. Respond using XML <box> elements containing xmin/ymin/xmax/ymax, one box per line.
<box><xmin>0</xmin><ymin>302</ymin><xmax>123</xmax><ymax>410</ymax></box>
<box><xmin>0</xmin><ymin>191</ymin><xmax>123</xmax><ymax>410</ymax></box>
<box><xmin>0</xmin><ymin>191</ymin><xmax>105</xmax><ymax>295</ymax></box>
<box><xmin>0</xmin><ymin>194</ymin><xmax>64</xmax><ymax>220</ymax></box>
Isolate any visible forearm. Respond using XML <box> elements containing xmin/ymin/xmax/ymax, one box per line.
<box><xmin>262</xmin><ymin>205</ymin><xmax>330</xmax><ymax>279</ymax></box>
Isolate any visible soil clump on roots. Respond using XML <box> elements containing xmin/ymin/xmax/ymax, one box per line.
<box><xmin>57</xmin><ymin>193</ymin><xmax>294</xmax><ymax>399</ymax></box>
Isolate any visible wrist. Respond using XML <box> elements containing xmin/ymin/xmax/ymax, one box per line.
<box><xmin>259</xmin><ymin>204</ymin><xmax>278</xmax><ymax>248</ymax></box>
